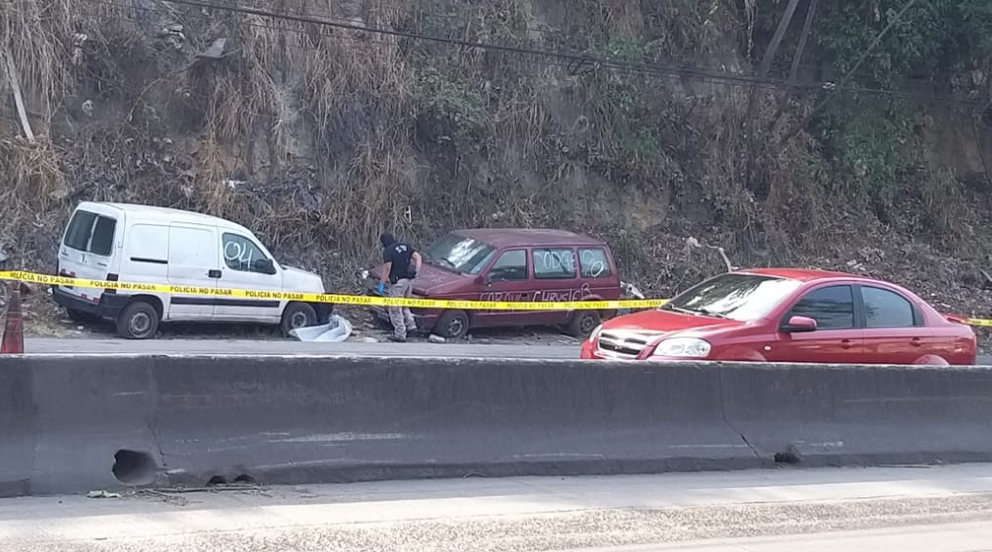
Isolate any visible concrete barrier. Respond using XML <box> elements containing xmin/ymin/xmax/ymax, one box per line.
<box><xmin>1</xmin><ymin>355</ymin><xmax>991</xmax><ymax>497</ymax></box>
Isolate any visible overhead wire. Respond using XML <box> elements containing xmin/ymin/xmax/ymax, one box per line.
<box><xmin>72</xmin><ymin>0</ymin><xmax>984</xmax><ymax>107</ymax></box>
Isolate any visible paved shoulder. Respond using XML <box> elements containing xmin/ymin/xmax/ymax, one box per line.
<box><xmin>2</xmin><ymin>465</ymin><xmax>991</xmax><ymax>551</ymax></box>
<box><xmin>23</xmin><ymin>337</ymin><xmax>579</xmax><ymax>358</ymax></box>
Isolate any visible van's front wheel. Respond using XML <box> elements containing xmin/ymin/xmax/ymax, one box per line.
<box><xmin>117</xmin><ymin>302</ymin><xmax>160</xmax><ymax>340</ymax></box>
<box><xmin>281</xmin><ymin>302</ymin><xmax>317</xmax><ymax>336</ymax></box>
<box><xmin>435</xmin><ymin>310</ymin><xmax>469</xmax><ymax>340</ymax></box>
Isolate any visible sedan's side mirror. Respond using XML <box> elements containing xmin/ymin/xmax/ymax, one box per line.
<box><xmin>782</xmin><ymin>315</ymin><xmax>817</xmax><ymax>333</ymax></box>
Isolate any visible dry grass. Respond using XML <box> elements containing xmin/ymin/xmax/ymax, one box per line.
<box><xmin>0</xmin><ymin>0</ymin><xmax>987</xmax><ymax>300</ymax></box>
<box><xmin>0</xmin><ymin>0</ymin><xmax>73</xmax><ymax>128</ymax></box>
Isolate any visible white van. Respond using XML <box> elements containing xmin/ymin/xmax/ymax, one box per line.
<box><xmin>53</xmin><ymin>202</ymin><xmax>331</xmax><ymax>339</ymax></box>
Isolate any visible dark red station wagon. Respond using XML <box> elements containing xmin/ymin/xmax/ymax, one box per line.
<box><xmin>581</xmin><ymin>268</ymin><xmax>977</xmax><ymax>365</ymax></box>
<box><xmin>368</xmin><ymin>229</ymin><xmax>622</xmax><ymax>339</ymax></box>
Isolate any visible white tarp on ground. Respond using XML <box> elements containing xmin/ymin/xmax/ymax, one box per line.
<box><xmin>289</xmin><ymin>315</ymin><xmax>353</xmax><ymax>342</ymax></box>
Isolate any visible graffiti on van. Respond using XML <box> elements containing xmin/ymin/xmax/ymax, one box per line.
<box><xmin>478</xmin><ymin>283</ymin><xmax>593</xmax><ymax>312</ymax></box>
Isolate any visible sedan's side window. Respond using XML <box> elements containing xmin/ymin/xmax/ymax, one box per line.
<box><xmin>788</xmin><ymin>285</ymin><xmax>855</xmax><ymax>330</ymax></box>
<box><xmin>862</xmin><ymin>286</ymin><xmax>916</xmax><ymax>328</ymax></box>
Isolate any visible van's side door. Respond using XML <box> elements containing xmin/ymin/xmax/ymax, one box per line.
<box><xmin>475</xmin><ymin>249</ymin><xmax>530</xmax><ymax>328</ymax></box>
<box><xmin>213</xmin><ymin>231</ymin><xmax>283</xmax><ymax>322</ymax></box>
<box><xmin>167</xmin><ymin>224</ymin><xmax>220</xmax><ymax>320</ymax></box>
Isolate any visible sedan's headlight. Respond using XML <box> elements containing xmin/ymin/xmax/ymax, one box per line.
<box><xmin>651</xmin><ymin>338</ymin><xmax>711</xmax><ymax>358</ymax></box>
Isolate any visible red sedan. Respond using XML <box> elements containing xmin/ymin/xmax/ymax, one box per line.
<box><xmin>581</xmin><ymin>268</ymin><xmax>976</xmax><ymax>365</ymax></box>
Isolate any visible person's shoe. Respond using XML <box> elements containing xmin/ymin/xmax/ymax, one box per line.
<box><xmin>388</xmin><ymin>335</ymin><xmax>407</xmax><ymax>343</ymax></box>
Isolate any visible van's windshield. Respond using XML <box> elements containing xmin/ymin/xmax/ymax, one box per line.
<box><xmin>424</xmin><ymin>233</ymin><xmax>496</xmax><ymax>275</ymax></box>
<box><xmin>64</xmin><ymin>210</ymin><xmax>117</xmax><ymax>256</ymax></box>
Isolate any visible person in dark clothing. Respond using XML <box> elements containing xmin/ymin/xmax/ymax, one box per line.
<box><xmin>379</xmin><ymin>233</ymin><xmax>422</xmax><ymax>342</ymax></box>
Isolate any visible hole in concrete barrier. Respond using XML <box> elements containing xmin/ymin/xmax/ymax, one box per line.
<box><xmin>112</xmin><ymin>450</ymin><xmax>158</xmax><ymax>485</ymax></box>
<box><xmin>233</xmin><ymin>474</ymin><xmax>255</xmax><ymax>485</ymax></box>
<box><xmin>774</xmin><ymin>451</ymin><xmax>802</xmax><ymax>464</ymax></box>
<box><xmin>207</xmin><ymin>475</ymin><xmax>227</xmax><ymax>487</ymax></box>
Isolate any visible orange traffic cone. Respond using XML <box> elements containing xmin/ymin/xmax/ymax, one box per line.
<box><xmin>1</xmin><ymin>283</ymin><xmax>24</xmax><ymax>354</ymax></box>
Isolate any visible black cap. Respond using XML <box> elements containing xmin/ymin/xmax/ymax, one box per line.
<box><xmin>379</xmin><ymin>233</ymin><xmax>395</xmax><ymax>247</ymax></box>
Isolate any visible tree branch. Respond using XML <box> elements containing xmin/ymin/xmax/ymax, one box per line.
<box><xmin>2</xmin><ymin>48</ymin><xmax>35</xmax><ymax>143</ymax></box>
<box><xmin>768</xmin><ymin>0</ymin><xmax>820</xmax><ymax>132</ymax></box>
<box><xmin>778</xmin><ymin>0</ymin><xmax>923</xmax><ymax>146</ymax></box>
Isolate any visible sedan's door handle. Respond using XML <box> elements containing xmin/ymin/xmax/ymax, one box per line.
<box><xmin>840</xmin><ymin>339</ymin><xmax>852</xmax><ymax>350</ymax></box>
<box><xmin>207</xmin><ymin>269</ymin><xmax>222</xmax><ymax>279</ymax></box>
<box><xmin>911</xmin><ymin>337</ymin><xmax>923</xmax><ymax>347</ymax></box>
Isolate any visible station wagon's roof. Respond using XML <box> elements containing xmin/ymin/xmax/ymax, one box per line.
<box><xmin>453</xmin><ymin>228</ymin><xmax>606</xmax><ymax>248</ymax></box>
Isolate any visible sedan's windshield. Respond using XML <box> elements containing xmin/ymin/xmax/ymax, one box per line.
<box><xmin>424</xmin><ymin>233</ymin><xmax>496</xmax><ymax>275</ymax></box>
<box><xmin>663</xmin><ymin>273</ymin><xmax>803</xmax><ymax>322</ymax></box>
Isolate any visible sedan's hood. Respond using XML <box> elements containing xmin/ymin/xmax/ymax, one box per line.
<box><xmin>599</xmin><ymin>308</ymin><xmax>742</xmax><ymax>338</ymax></box>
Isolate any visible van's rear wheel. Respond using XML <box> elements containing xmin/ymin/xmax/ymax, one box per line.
<box><xmin>117</xmin><ymin>302</ymin><xmax>159</xmax><ymax>340</ymax></box>
<box><xmin>281</xmin><ymin>302</ymin><xmax>317</xmax><ymax>336</ymax></box>
<box><xmin>567</xmin><ymin>310</ymin><xmax>601</xmax><ymax>338</ymax></box>
<box><xmin>435</xmin><ymin>310</ymin><xmax>469</xmax><ymax>340</ymax></box>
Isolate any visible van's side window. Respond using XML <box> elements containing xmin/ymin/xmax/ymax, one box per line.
<box><xmin>222</xmin><ymin>233</ymin><xmax>270</xmax><ymax>273</ymax></box>
<box><xmin>578</xmin><ymin>248</ymin><xmax>612</xmax><ymax>279</ymax></box>
<box><xmin>532</xmin><ymin>248</ymin><xmax>576</xmax><ymax>280</ymax></box>
<box><xmin>488</xmin><ymin>250</ymin><xmax>528</xmax><ymax>282</ymax></box>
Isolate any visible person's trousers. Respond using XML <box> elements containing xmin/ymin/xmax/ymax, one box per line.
<box><xmin>388</xmin><ymin>278</ymin><xmax>416</xmax><ymax>339</ymax></box>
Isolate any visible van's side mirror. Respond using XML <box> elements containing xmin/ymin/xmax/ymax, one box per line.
<box><xmin>253</xmin><ymin>258</ymin><xmax>276</xmax><ymax>275</ymax></box>
<box><xmin>782</xmin><ymin>315</ymin><xmax>817</xmax><ymax>333</ymax></box>
<box><xmin>481</xmin><ymin>273</ymin><xmax>493</xmax><ymax>284</ymax></box>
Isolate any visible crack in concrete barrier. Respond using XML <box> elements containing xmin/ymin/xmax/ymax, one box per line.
<box><xmin>717</xmin><ymin>364</ymin><xmax>762</xmax><ymax>460</ymax></box>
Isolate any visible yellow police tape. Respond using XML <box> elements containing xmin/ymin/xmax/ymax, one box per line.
<box><xmin>3</xmin><ymin>269</ymin><xmax>992</xmax><ymax>326</ymax></box>
<box><xmin>0</xmin><ymin>270</ymin><xmax>666</xmax><ymax>312</ymax></box>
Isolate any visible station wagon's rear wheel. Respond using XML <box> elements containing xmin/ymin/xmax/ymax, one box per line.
<box><xmin>117</xmin><ymin>301</ymin><xmax>159</xmax><ymax>340</ymax></box>
<box><xmin>568</xmin><ymin>310</ymin><xmax>601</xmax><ymax>338</ymax></box>
<box><xmin>281</xmin><ymin>302</ymin><xmax>317</xmax><ymax>336</ymax></box>
<box><xmin>436</xmin><ymin>310</ymin><xmax>469</xmax><ymax>340</ymax></box>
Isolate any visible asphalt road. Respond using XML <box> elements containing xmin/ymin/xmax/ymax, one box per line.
<box><xmin>22</xmin><ymin>337</ymin><xmax>580</xmax><ymax>357</ymax></box>
<box><xmin>22</xmin><ymin>337</ymin><xmax>992</xmax><ymax>365</ymax></box>
<box><xmin>2</xmin><ymin>464</ymin><xmax>990</xmax><ymax>551</ymax></box>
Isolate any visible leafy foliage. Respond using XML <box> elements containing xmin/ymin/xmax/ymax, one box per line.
<box><xmin>417</xmin><ymin>66</ymin><xmax>489</xmax><ymax>149</ymax></box>
<box><xmin>814</xmin><ymin>99</ymin><xmax>918</xmax><ymax>212</ymax></box>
